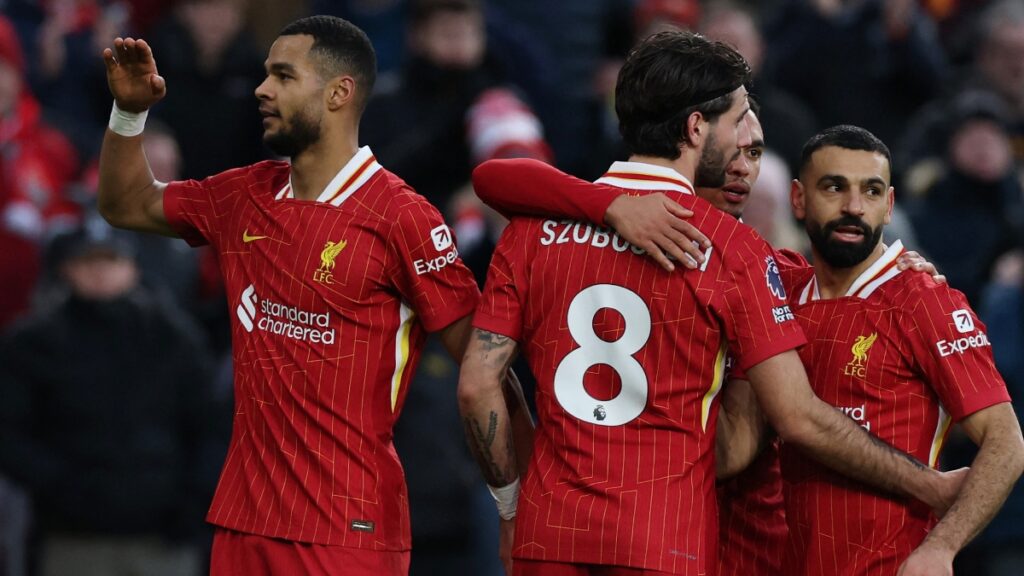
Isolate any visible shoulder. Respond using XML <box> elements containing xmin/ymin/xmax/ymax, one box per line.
<box><xmin>373</xmin><ymin>169</ymin><xmax>445</xmax><ymax>220</ymax></box>
<box><xmin>169</xmin><ymin>160</ymin><xmax>289</xmax><ymax>196</ymax></box>
<box><xmin>877</xmin><ymin>269</ymin><xmax>970</xmax><ymax>313</ymax></box>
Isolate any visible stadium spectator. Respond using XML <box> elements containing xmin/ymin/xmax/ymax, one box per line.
<box><xmin>0</xmin><ymin>216</ymin><xmax>218</xmax><ymax>576</ymax></box>
<box><xmin>906</xmin><ymin>90</ymin><xmax>1024</xmax><ymax>305</ymax></box>
<box><xmin>700</xmin><ymin>1</ymin><xmax>817</xmax><ymax>174</ymax></box>
<box><xmin>900</xmin><ymin>0</ymin><xmax>1024</xmax><ymax>170</ymax></box>
<box><xmin>0</xmin><ymin>14</ymin><xmax>80</xmax><ymax>330</ymax></box>
<box><xmin>362</xmin><ymin>0</ymin><xmax>550</xmax><ymax>211</ymax></box>
<box><xmin>146</xmin><ymin>0</ymin><xmax>267</xmax><ymax>179</ymax></box>
<box><xmin>486</xmin><ymin>0</ymin><xmax>634</xmax><ymax>179</ymax></box>
<box><xmin>29</xmin><ymin>0</ymin><xmax>129</xmax><ymax>161</ymax></box>
<box><xmin>762</xmin><ymin>0</ymin><xmax>948</xmax><ymax>148</ymax></box>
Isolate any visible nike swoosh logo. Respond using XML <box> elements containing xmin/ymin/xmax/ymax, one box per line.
<box><xmin>243</xmin><ymin>230</ymin><xmax>268</xmax><ymax>243</ymax></box>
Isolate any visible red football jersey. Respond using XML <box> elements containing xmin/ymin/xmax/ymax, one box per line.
<box><xmin>163</xmin><ymin>147</ymin><xmax>480</xmax><ymax>549</ymax></box>
<box><xmin>779</xmin><ymin>241</ymin><xmax>1011</xmax><ymax>575</ymax></box>
<box><xmin>716</xmin><ymin>249</ymin><xmax>809</xmax><ymax>576</ymax></box>
<box><xmin>717</xmin><ymin>439</ymin><xmax>785</xmax><ymax>576</ymax></box>
<box><xmin>473</xmin><ymin>161</ymin><xmax>806</xmax><ymax>574</ymax></box>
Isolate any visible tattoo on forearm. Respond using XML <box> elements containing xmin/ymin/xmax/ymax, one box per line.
<box><xmin>485</xmin><ymin>412</ymin><xmax>498</xmax><ymax>447</ymax></box>
<box><xmin>464</xmin><ymin>413</ymin><xmax>517</xmax><ymax>485</ymax></box>
<box><xmin>475</xmin><ymin>330</ymin><xmax>512</xmax><ymax>351</ymax></box>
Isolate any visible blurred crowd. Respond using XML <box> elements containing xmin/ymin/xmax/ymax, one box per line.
<box><xmin>0</xmin><ymin>0</ymin><xmax>1022</xmax><ymax>575</ymax></box>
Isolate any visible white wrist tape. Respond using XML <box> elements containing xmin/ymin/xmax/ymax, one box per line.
<box><xmin>108</xmin><ymin>102</ymin><xmax>148</xmax><ymax>137</ymax></box>
<box><xmin>487</xmin><ymin>478</ymin><xmax>520</xmax><ymax>520</ymax></box>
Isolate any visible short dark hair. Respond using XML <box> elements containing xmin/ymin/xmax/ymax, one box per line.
<box><xmin>616</xmin><ymin>31</ymin><xmax>751</xmax><ymax>160</ymax></box>
<box><xmin>279</xmin><ymin>16</ymin><xmax>377</xmax><ymax>111</ymax></box>
<box><xmin>747</xmin><ymin>93</ymin><xmax>761</xmax><ymax>119</ymax></box>
<box><xmin>799</xmin><ymin>125</ymin><xmax>893</xmax><ymax>176</ymax></box>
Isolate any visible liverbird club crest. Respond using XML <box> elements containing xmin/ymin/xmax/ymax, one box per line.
<box><xmin>844</xmin><ymin>332</ymin><xmax>878</xmax><ymax>379</ymax></box>
<box><xmin>765</xmin><ymin>255</ymin><xmax>786</xmax><ymax>300</ymax></box>
<box><xmin>313</xmin><ymin>239</ymin><xmax>348</xmax><ymax>285</ymax></box>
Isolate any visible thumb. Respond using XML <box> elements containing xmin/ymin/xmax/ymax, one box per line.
<box><xmin>150</xmin><ymin>74</ymin><xmax>166</xmax><ymax>95</ymax></box>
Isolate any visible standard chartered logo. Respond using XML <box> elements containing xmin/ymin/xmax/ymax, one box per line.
<box><xmin>235</xmin><ymin>284</ymin><xmax>336</xmax><ymax>344</ymax></box>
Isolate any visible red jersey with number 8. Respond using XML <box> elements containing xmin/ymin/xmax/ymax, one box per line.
<box><xmin>473</xmin><ymin>161</ymin><xmax>806</xmax><ymax>574</ymax></box>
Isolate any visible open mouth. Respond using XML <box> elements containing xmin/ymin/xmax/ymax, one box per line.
<box><xmin>720</xmin><ymin>183</ymin><xmax>750</xmax><ymax>203</ymax></box>
<box><xmin>831</xmin><ymin>225</ymin><xmax>866</xmax><ymax>243</ymax></box>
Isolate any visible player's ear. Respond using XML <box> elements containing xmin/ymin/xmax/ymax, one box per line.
<box><xmin>884</xmin><ymin>185</ymin><xmax>895</xmax><ymax>225</ymax></box>
<box><xmin>683</xmin><ymin>111</ymin><xmax>705</xmax><ymax>149</ymax></box>
<box><xmin>326</xmin><ymin>75</ymin><xmax>356</xmax><ymax>111</ymax></box>
<box><xmin>790</xmin><ymin>179</ymin><xmax>806</xmax><ymax>220</ymax></box>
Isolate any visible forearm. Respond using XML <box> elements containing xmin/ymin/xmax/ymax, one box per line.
<box><xmin>924</xmin><ymin>405</ymin><xmax>1024</xmax><ymax>554</ymax></box>
<box><xmin>97</xmin><ymin>128</ymin><xmax>165</xmax><ymax>231</ymax></box>
<box><xmin>924</xmin><ymin>432</ymin><xmax>1024</xmax><ymax>554</ymax></box>
<box><xmin>461</xmin><ymin>376</ymin><xmax>519</xmax><ymax>486</ymax></box>
<box><xmin>791</xmin><ymin>400</ymin><xmax>935</xmax><ymax>499</ymax></box>
<box><xmin>458</xmin><ymin>329</ymin><xmax>522</xmax><ymax>487</ymax></box>
<box><xmin>747</xmin><ymin>353</ymin><xmax>943</xmax><ymax>505</ymax></box>
<box><xmin>716</xmin><ymin>378</ymin><xmax>765</xmax><ymax>479</ymax></box>
<box><xmin>472</xmin><ymin>159</ymin><xmax>620</xmax><ymax>224</ymax></box>
<box><xmin>502</xmin><ymin>370</ymin><xmax>535</xmax><ymax>476</ymax></box>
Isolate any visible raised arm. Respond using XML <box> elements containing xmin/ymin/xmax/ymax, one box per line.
<box><xmin>97</xmin><ymin>37</ymin><xmax>174</xmax><ymax>236</ymax></box>
<box><xmin>472</xmin><ymin>158</ymin><xmax>709</xmax><ymax>271</ymax></box>
<box><xmin>898</xmin><ymin>403</ymin><xmax>1024</xmax><ymax>576</ymax></box>
<box><xmin>746</xmin><ymin>351</ymin><xmax>965</xmax><ymax>513</ymax></box>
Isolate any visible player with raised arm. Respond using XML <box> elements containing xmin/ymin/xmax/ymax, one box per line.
<box><xmin>97</xmin><ymin>15</ymin><xmax>529</xmax><ymax>575</ymax></box>
<box><xmin>458</xmin><ymin>31</ymin><xmax>964</xmax><ymax>576</ymax></box>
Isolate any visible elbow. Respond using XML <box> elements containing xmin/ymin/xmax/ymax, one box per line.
<box><xmin>1010</xmin><ymin>431</ymin><xmax>1024</xmax><ymax>480</ymax></box>
<box><xmin>96</xmin><ymin>188</ymin><xmax>130</xmax><ymax>229</ymax></box>
<box><xmin>771</xmin><ymin>413</ymin><xmax>817</xmax><ymax>447</ymax></box>
<box><xmin>470</xmin><ymin>161</ymin><xmax>499</xmax><ymax>202</ymax></box>
<box><xmin>456</xmin><ymin>369</ymin><xmax>490</xmax><ymax>415</ymax></box>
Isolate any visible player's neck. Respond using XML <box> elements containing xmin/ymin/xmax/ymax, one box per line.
<box><xmin>288</xmin><ymin>134</ymin><xmax>360</xmax><ymax>201</ymax></box>
<box><xmin>628</xmin><ymin>154</ymin><xmax>696</xmax><ymax>182</ymax></box>
<box><xmin>811</xmin><ymin>241</ymin><xmax>887</xmax><ymax>299</ymax></box>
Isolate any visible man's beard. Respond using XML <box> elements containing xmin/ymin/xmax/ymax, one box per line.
<box><xmin>694</xmin><ymin>131</ymin><xmax>729</xmax><ymax>188</ymax></box>
<box><xmin>805</xmin><ymin>215</ymin><xmax>883</xmax><ymax>268</ymax></box>
<box><xmin>264</xmin><ymin>109</ymin><xmax>322</xmax><ymax>158</ymax></box>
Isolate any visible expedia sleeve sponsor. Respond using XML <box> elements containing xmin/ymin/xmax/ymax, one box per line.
<box><xmin>413</xmin><ymin>224</ymin><xmax>460</xmax><ymax>275</ymax></box>
<box><xmin>935</xmin><ymin>308</ymin><xmax>991</xmax><ymax>358</ymax></box>
<box><xmin>936</xmin><ymin>332</ymin><xmax>991</xmax><ymax>358</ymax></box>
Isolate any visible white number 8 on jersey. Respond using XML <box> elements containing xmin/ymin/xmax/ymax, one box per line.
<box><xmin>554</xmin><ymin>284</ymin><xmax>651</xmax><ymax>426</ymax></box>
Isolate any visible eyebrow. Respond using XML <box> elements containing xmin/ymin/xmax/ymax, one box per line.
<box><xmin>267</xmin><ymin>62</ymin><xmax>298</xmax><ymax>74</ymax></box>
<box><xmin>817</xmin><ymin>174</ymin><xmax>889</xmax><ymax>188</ymax></box>
<box><xmin>748</xmin><ymin>138</ymin><xmax>765</xmax><ymax>149</ymax></box>
<box><xmin>817</xmin><ymin>174</ymin><xmax>848</xmax><ymax>187</ymax></box>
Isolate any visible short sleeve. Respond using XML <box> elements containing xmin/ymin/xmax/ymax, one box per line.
<box><xmin>164</xmin><ymin>166</ymin><xmax>252</xmax><ymax>247</ymax></box>
<box><xmin>909</xmin><ymin>284</ymin><xmax>1011</xmax><ymax>421</ymax></box>
<box><xmin>472</xmin><ymin>220</ymin><xmax>527</xmax><ymax>341</ymax></box>
<box><xmin>719</xmin><ymin>229</ymin><xmax>807</xmax><ymax>372</ymax></box>
<box><xmin>387</xmin><ymin>197</ymin><xmax>480</xmax><ymax>332</ymax></box>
